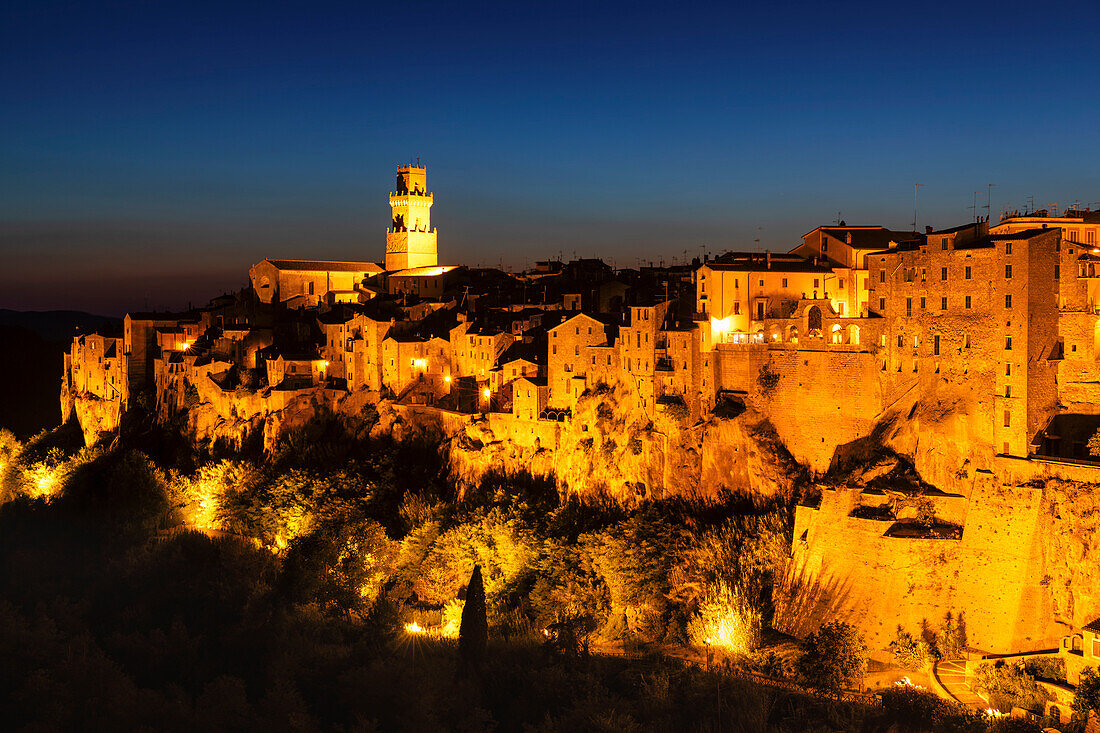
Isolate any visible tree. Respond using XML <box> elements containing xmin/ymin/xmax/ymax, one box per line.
<box><xmin>1074</xmin><ymin>666</ymin><xmax>1100</xmax><ymax>727</ymax></box>
<box><xmin>458</xmin><ymin>564</ymin><xmax>488</xmax><ymax>671</ymax></box>
<box><xmin>796</xmin><ymin>620</ymin><xmax>867</xmax><ymax>692</ymax></box>
<box><xmin>1089</xmin><ymin>430</ymin><xmax>1100</xmax><ymax>458</ymax></box>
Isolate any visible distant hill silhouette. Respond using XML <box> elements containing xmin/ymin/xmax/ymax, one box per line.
<box><xmin>0</xmin><ymin>309</ymin><xmax>121</xmax><ymax>343</ymax></box>
<box><xmin>0</xmin><ymin>310</ymin><xmax>121</xmax><ymax>438</ymax></box>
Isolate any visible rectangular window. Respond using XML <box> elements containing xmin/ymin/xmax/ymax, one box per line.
<box><xmin>906</xmin><ymin>298</ymin><xmax>912</xmax><ymax>317</ymax></box>
<box><xmin>839</xmin><ymin>279</ymin><xmax>845</xmax><ymax>289</ymax></box>
<box><xmin>879</xmin><ymin>297</ymin><xmax>885</xmax><ymax>311</ymax></box>
<box><xmin>1004</xmin><ymin>410</ymin><xmax>1011</xmax><ymax>427</ymax></box>
<box><xmin>1089</xmin><ymin>231</ymin><xmax>1097</xmax><ymax>245</ymax></box>
<box><xmin>941</xmin><ymin>267</ymin><xmax>948</xmax><ymax>281</ymax></box>
<box><xmin>965</xmin><ymin>295</ymin><xmax>972</xmax><ymax>309</ymax></box>
<box><xmin>941</xmin><ymin>238</ymin><xmax>948</xmax><ymax>250</ymax></box>
<box><xmin>965</xmin><ymin>265</ymin><xmax>972</xmax><ymax>280</ymax></box>
<box><xmin>1069</xmin><ymin>230</ymin><xmax>1079</xmax><ymax>243</ymax></box>
<box><xmin>1005</xmin><ymin>294</ymin><xmax>1012</xmax><ymax>308</ymax></box>
<box><xmin>897</xmin><ymin>335</ymin><xmax>904</xmax><ymax>347</ymax></box>
<box><xmin>758</xmin><ymin>279</ymin><xmax>764</xmax><ymax>287</ymax></box>
<box><xmin>1005</xmin><ymin>385</ymin><xmax>1011</xmax><ymax>398</ymax></box>
<box><xmin>734</xmin><ymin>302</ymin><xmax>740</xmax><ymax>315</ymax></box>
<box><xmin>1006</xmin><ymin>242</ymin><xmax>1013</xmax><ymax>255</ymax></box>
<box><xmin>965</xmin><ymin>334</ymin><xmax>971</xmax><ymax>348</ymax></box>
<box><xmin>1006</xmin><ymin>363</ymin><xmax>1011</xmax><ymax>376</ymax></box>
<box><xmin>1005</xmin><ymin>337</ymin><xmax>1012</xmax><ymax>351</ymax></box>
<box><xmin>934</xmin><ymin>335</ymin><xmax>940</xmax><ymax>355</ymax></box>
<box><xmin>879</xmin><ymin>270</ymin><xmax>885</xmax><ymax>283</ymax></box>
<box><xmin>813</xmin><ymin>278</ymin><xmax>820</xmax><ymax>288</ymax></box>
<box><xmin>1005</xmin><ymin>264</ymin><xmax>1012</xmax><ymax>279</ymax></box>
<box><xmin>941</xmin><ymin>297</ymin><xmax>947</xmax><ymax>310</ymax></box>
<box><xmin>782</xmin><ymin>278</ymin><xmax>788</xmax><ymax>288</ymax></box>
<box><xmin>1093</xmin><ymin>638</ymin><xmax>1100</xmax><ymax>658</ymax></box>
<box><xmin>552</xmin><ymin>345</ymin><xmax>557</xmax><ymax>355</ymax></box>
<box><xmin>921</xmin><ymin>268</ymin><xmax>926</xmax><ymax>282</ymax></box>
<box><xmin>920</xmin><ymin>297</ymin><xmax>926</xmax><ymax>309</ymax></box>
<box><xmin>1055</xmin><ymin>264</ymin><xmax>1060</xmax><ymax>278</ymax></box>
<box><xmin>734</xmin><ymin>279</ymin><xmax>739</xmax><ymax>288</ymax></box>
<box><xmin>574</xmin><ymin>346</ymin><xmax>579</xmax><ymax>356</ymax></box>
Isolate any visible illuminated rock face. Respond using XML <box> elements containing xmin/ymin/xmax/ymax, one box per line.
<box><xmin>786</xmin><ymin>470</ymin><xmax>1100</xmax><ymax>658</ymax></box>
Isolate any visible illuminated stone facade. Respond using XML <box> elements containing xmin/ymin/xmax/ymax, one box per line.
<box><xmin>385</xmin><ymin>165</ymin><xmax>438</xmax><ymax>271</ymax></box>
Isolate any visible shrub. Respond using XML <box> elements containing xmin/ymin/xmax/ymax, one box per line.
<box><xmin>879</xmin><ymin>685</ymin><xmax>979</xmax><ymax>732</ymax></box>
<box><xmin>756</xmin><ymin>362</ymin><xmax>780</xmax><ymax>397</ymax></box>
<box><xmin>796</xmin><ymin>620</ymin><xmax>867</xmax><ymax>692</ymax></box>
<box><xmin>890</xmin><ymin>625</ymin><xmax>934</xmax><ymax>669</ymax></box>
<box><xmin>973</xmin><ymin>660</ymin><xmax>1052</xmax><ymax>712</ymax></box>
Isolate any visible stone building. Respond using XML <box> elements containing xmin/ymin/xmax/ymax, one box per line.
<box><xmin>547</xmin><ymin>313</ymin><xmax>612</xmax><ymax>410</ymax></box>
<box><xmin>66</xmin><ymin>333</ymin><xmax>124</xmax><ymax>401</ymax></box>
<box><xmin>248</xmin><ymin>259</ymin><xmax>383</xmax><ymax>307</ymax></box>
<box><xmin>866</xmin><ymin>221</ymin><xmax>1059</xmax><ymax>457</ymax></box>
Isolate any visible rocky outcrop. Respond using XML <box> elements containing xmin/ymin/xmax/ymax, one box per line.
<box><xmin>445</xmin><ymin>382</ymin><xmax>806</xmax><ymax>504</ymax></box>
<box><xmin>68</xmin><ymin>392</ymin><xmax>122</xmax><ymax>445</ymax></box>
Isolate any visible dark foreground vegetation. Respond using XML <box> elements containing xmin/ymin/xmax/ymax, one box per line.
<box><xmin>0</xmin><ymin>419</ymin><xmax>1093</xmax><ymax>731</ymax></box>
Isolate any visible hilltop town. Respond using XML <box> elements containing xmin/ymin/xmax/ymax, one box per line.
<box><xmin>61</xmin><ymin>166</ymin><xmax>1100</xmax><ymax>699</ymax></box>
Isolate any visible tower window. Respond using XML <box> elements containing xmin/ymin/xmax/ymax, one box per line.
<box><xmin>1005</xmin><ymin>294</ymin><xmax>1012</xmax><ymax>308</ymax></box>
<box><xmin>934</xmin><ymin>335</ymin><xmax>940</xmax><ymax>355</ymax></box>
<box><xmin>965</xmin><ymin>266</ymin><xmax>972</xmax><ymax>279</ymax></box>
<box><xmin>1005</xmin><ymin>264</ymin><xmax>1012</xmax><ymax>279</ymax></box>
<box><xmin>941</xmin><ymin>267</ymin><xmax>948</xmax><ymax>281</ymax></box>
<box><xmin>965</xmin><ymin>295</ymin><xmax>972</xmax><ymax>309</ymax></box>
<box><xmin>941</xmin><ymin>297</ymin><xmax>947</xmax><ymax>310</ymax></box>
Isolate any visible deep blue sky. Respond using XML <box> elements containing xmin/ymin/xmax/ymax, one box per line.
<box><xmin>3</xmin><ymin>0</ymin><xmax>1099</xmax><ymax>315</ymax></box>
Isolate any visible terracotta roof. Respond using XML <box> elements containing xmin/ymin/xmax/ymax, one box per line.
<box><xmin>820</xmin><ymin>227</ymin><xmax>922</xmax><ymax>250</ymax></box>
<box><xmin>1084</xmin><ymin>618</ymin><xmax>1100</xmax><ymax>634</ymax></box>
<box><xmin>266</xmin><ymin>259</ymin><xmax>383</xmax><ymax>273</ymax></box>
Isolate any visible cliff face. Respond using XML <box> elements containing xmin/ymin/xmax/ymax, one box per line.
<box><xmin>63</xmin><ymin>387</ymin><xmax>122</xmax><ymax>446</ymax></box>
<box><xmin>445</xmin><ymin>383</ymin><xmax>805</xmax><ymax>505</ymax></box>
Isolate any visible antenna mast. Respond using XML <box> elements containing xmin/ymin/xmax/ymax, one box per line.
<box><xmin>913</xmin><ymin>183</ymin><xmax>923</xmax><ymax>232</ymax></box>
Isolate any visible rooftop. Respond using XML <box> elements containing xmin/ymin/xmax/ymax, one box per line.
<box><xmin>266</xmin><ymin>259</ymin><xmax>384</xmax><ymax>274</ymax></box>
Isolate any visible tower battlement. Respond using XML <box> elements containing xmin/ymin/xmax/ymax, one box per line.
<box><xmin>385</xmin><ymin>165</ymin><xmax>438</xmax><ymax>271</ymax></box>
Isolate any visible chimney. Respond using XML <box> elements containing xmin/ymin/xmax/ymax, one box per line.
<box><xmin>766</xmin><ymin>251</ymin><xmax>771</xmax><ymax>269</ymax></box>
<box><xmin>925</xmin><ymin>225</ymin><xmax>933</xmax><ymax>234</ymax></box>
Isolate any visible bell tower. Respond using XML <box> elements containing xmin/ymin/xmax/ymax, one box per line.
<box><xmin>385</xmin><ymin>164</ymin><xmax>438</xmax><ymax>271</ymax></box>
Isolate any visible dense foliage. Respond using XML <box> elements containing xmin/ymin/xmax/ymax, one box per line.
<box><xmin>0</xmin><ymin>419</ymin><xmax>1075</xmax><ymax>730</ymax></box>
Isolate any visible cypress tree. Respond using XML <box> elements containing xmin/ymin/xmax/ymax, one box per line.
<box><xmin>458</xmin><ymin>564</ymin><xmax>488</xmax><ymax>671</ymax></box>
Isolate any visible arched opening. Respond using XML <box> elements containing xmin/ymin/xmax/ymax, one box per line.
<box><xmin>831</xmin><ymin>324</ymin><xmax>842</xmax><ymax>343</ymax></box>
<box><xmin>786</xmin><ymin>325</ymin><xmax>799</xmax><ymax>343</ymax></box>
<box><xmin>807</xmin><ymin>305</ymin><xmax>823</xmax><ymax>337</ymax></box>
<box><xmin>1094</xmin><ymin>321</ymin><xmax>1100</xmax><ymax>359</ymax></box>
<box><xmin>848</xmin><ymin>324</ymin><xmax>861</xmax><ymax>345</ymax></box>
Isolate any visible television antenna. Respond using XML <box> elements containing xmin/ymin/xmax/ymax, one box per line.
<box><xmin>912</xmin><ymin>184</ymin><xmax>923</xmax><ymax>232</ymax></box>
<box><xmin>985</xmin><ymin>184</ymin><xmax>995</xmax><ymax>222</ymax></box>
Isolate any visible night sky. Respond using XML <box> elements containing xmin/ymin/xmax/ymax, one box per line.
<box><xmin>3</xmin><ymin>0</ymin><xmax>1099</xmax><ymax>315</ymax></box>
